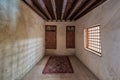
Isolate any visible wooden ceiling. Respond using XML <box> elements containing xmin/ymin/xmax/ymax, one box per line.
<box><xmin>23</xmin><ymin>0</ymin><xmax>106</xmax><ymax>21</ymax></box>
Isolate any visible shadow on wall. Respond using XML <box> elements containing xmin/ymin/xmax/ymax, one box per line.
<box><xmin>0</xmin><ymin>0</ymin><xmax>45</xmax><ymax>80</ymax></box>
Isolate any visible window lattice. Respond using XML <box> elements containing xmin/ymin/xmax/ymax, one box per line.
<box><xmin>86</xmin><ymin>25</ymin><xmax>101</xmax><ymax>54</ymax></box>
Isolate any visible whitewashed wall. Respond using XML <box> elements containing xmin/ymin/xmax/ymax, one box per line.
<box><xmin>0</xmin><ymin>0</ymin><xmax>45</xmax><ymax>80</ymax></box>
<box><xmin>76</xmin><ymin>0</ymin><xmax>120</xmax><ymax>80</ymax></box>
<box><xmin>45</xmin><ymin>21</ymin><xmax>76</xmax><ymax>56</ymax></box>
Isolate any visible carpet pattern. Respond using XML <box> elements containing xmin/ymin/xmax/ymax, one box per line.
<box><xmin>42</xmin><ymin>56</ymin><xmax>74</xmax><ymax>74</ymax></box>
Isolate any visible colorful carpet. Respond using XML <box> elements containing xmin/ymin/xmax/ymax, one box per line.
<box><xmin>42</xmin><ymin>56</ymin><xmax>74</xmax><ymax>74</ymax></box>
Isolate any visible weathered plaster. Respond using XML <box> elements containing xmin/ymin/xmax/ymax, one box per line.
<box><xmin>76</xmin><ymin>0</ymin><xmax>120</xmax><ymax>80</ymax></box>
<box><xmin>0</xmin><ymin>0</ymin><xmax>45</xmax><ymax>80</ymax></box>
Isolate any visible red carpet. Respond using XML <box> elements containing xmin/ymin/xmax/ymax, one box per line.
<box><xmin>42</xmin><ymin>56</ymin><xmax>74</xmax><ymax>74</ymax></box>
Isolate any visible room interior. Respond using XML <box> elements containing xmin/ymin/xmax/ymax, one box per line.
<box><xmin>0</xmin><ymin>0</ymin><xmax>120</xmax><ymax>80</ymax></box>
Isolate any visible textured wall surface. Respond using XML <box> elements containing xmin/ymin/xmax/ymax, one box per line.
<box><xmin>45</xmin><ymin>22</ymin><xmax>76</xmax><ymax>56</ymax></box>
<box><xmin>76</xmin><ymin>0</ymin><xmax>120</xmax><ymax>80</ymax></box>
<box><xmin>0</xmin><ymin>0</ymin><xmax>45</xmax><ymax>80</ymax></box>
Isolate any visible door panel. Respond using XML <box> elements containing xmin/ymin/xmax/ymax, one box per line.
<box><xmin>66</xmin><ymin>26</ymin><xmax>75</xmax><ymax>48</ymax></box>
<box><xmin>45</xmin><ymin>25</ymin><xmax>56</xmax><ymax>49</ymax></box>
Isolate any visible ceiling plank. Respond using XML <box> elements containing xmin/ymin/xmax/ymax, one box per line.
<box><xmin>74</xmin><ymin>0</ymin><xmax>106</xmax><ymax>20</ymax></box>
<box><xmin>66</xmin><ymin>0</ymin><xmax>87</xmax><ymax>20</ymax></box>
<box><xmin>23</xmin><ymin>0</ymin><xmax>48</xmax><ymax>20</ymax></box>
<box><xmin>43</xmin><ymin>0</ymin><xmax>55</xmax><ymax>20</ymax></box>
<box><xmin>72</xmin><ymin>0</ymin><xmax>96</xmax><ymax>20</ymax></box>
<box><xmin>55</xmin><ymin>0</ymin><xmax>64</xmax><ymax>20</ymax></box>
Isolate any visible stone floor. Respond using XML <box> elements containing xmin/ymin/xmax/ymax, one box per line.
<box><xmin>22</xmin><ymin>56</ymin><xmax>99</xmax><ymax>80</ymax></box>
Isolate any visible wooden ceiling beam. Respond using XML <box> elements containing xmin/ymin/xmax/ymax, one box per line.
<box><xmin>32</xmin><ymin>0</ymin><xmax>50</xmax><ymax>20</ymax></box>
<box><xmin>23</xmin><ymin>0</ymin><xmax>48</xmax><ymax>21</ymax></box>
<box><xmin>62</xmin><ymin>0</ymin><xmax>74</xmax><ymax>20</ymax></box>
<box><xmin>66</xmin><ymin>0</ymin><xmax>86</xmax><ymax>20</ymax></box>
<box><xmin>72</xmin><ymin>0</ymin><xmax>96</xmax><ymax>20</ymax></box>
<box><xmin>24</xmin><ymin>0</ymin><xmax>106</xmax><ymax>21</ymax></box>
<box><xmin>32</xmin><ymin>0</ymin><xmax>52</xmax><ymax>20</ymax></box>
<box><xmin>38</xmin><ymin>0</ymin><xmax>52</xmax><ymax>20</ymax></box>
<box><xmin>61</xmin><ymin>0</ymin><xmax>68</xmax><ymax>20</ymax></box>
<box><xmin>64</xmin><ymin>0</ymin><xmax>79</xmax><ymax>20</ymax></box>
<box><xmin>51</xmin><ymin>0</ymin><xmax>57</xmax><ymax>20</ymax></box>
<box><xmin>69</xmin><ymin>0</ymin><xmax>88</xmax><ymax>20</ymax></box>
<box><xmin>74</xmin><ymin>0</ymin><xmax>106</xmax><ymax>20</ymax></box>
<box><xmin>43</xmin><ymin>0</ymin><xmax>55</xmax><ymax>20</ymax></box>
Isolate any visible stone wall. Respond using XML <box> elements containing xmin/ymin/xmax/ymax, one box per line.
<box><xmin>76</xmin><ymin>0</ymin><xmax>120</xmax><ymax>80</ymax></box>
<box><xmin>0</xmin><ymin>0</ymin><xmax>45</xmax><ymax>80</ymax></box>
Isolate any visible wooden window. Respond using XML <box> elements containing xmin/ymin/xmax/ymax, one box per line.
<box><xmin>66</xmin><ymin>26</ymin><xmax>75</xmax><ymax>48</ymax></box>
<box><xmin>45</xmin><ymin>25</ymin><xmax>56</xmax><ymax>49</ymax></box>
<box><xmin>85</xmin><ymin>25</ymin><xmax>101</xmax><ymax>55</ymax></box>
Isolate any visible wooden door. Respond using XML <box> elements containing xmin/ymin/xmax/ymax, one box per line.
<box><xmin>66</xmin><ymin>26</ymin><xmax>75</xmax><ymax>48</ymax></box>
<box><xmin>45</xmin><ymin>25</ymin><xmax>56</xmax><ymax>49</ymax></box>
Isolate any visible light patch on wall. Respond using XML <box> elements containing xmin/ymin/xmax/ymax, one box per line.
<box><xmin>0</xmin><ymin>0</ymin><xmax>9</xmax><ymax>28</ymax></box>
<box><xmin>8</xmin><ymin>0</ymin><xmax>20</xmax><ymax>30</ymax></box>
<box><xmin>0</xmin><ymin>0</ymin><xmax>20</xmax><ymax>30</ymax></box>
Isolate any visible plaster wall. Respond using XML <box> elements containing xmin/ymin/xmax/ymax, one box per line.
<box><xmin>76</xmin><ymin>0</ymin><xmax>120</xmax><ymax>80</ymax></box>
<box><xmin>0</xmin><ymin>0</ymin><xmax>45</xmax><ymax>80</ymax></box>
<box><xmin>45</xmin><ymin>22</ymin><xmax>76</xmax><ymax>56</ymax></box>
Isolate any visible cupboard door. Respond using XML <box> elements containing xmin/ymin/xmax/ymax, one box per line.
<box><xmin>45</xmin><ymin>25</ymin><xmax>56</xmax><ymax>49</ymax></box>
<box><xmin>66</xmin><ymin>26</ymin><xmax>75</xmax><ymax>48</ymax></box>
